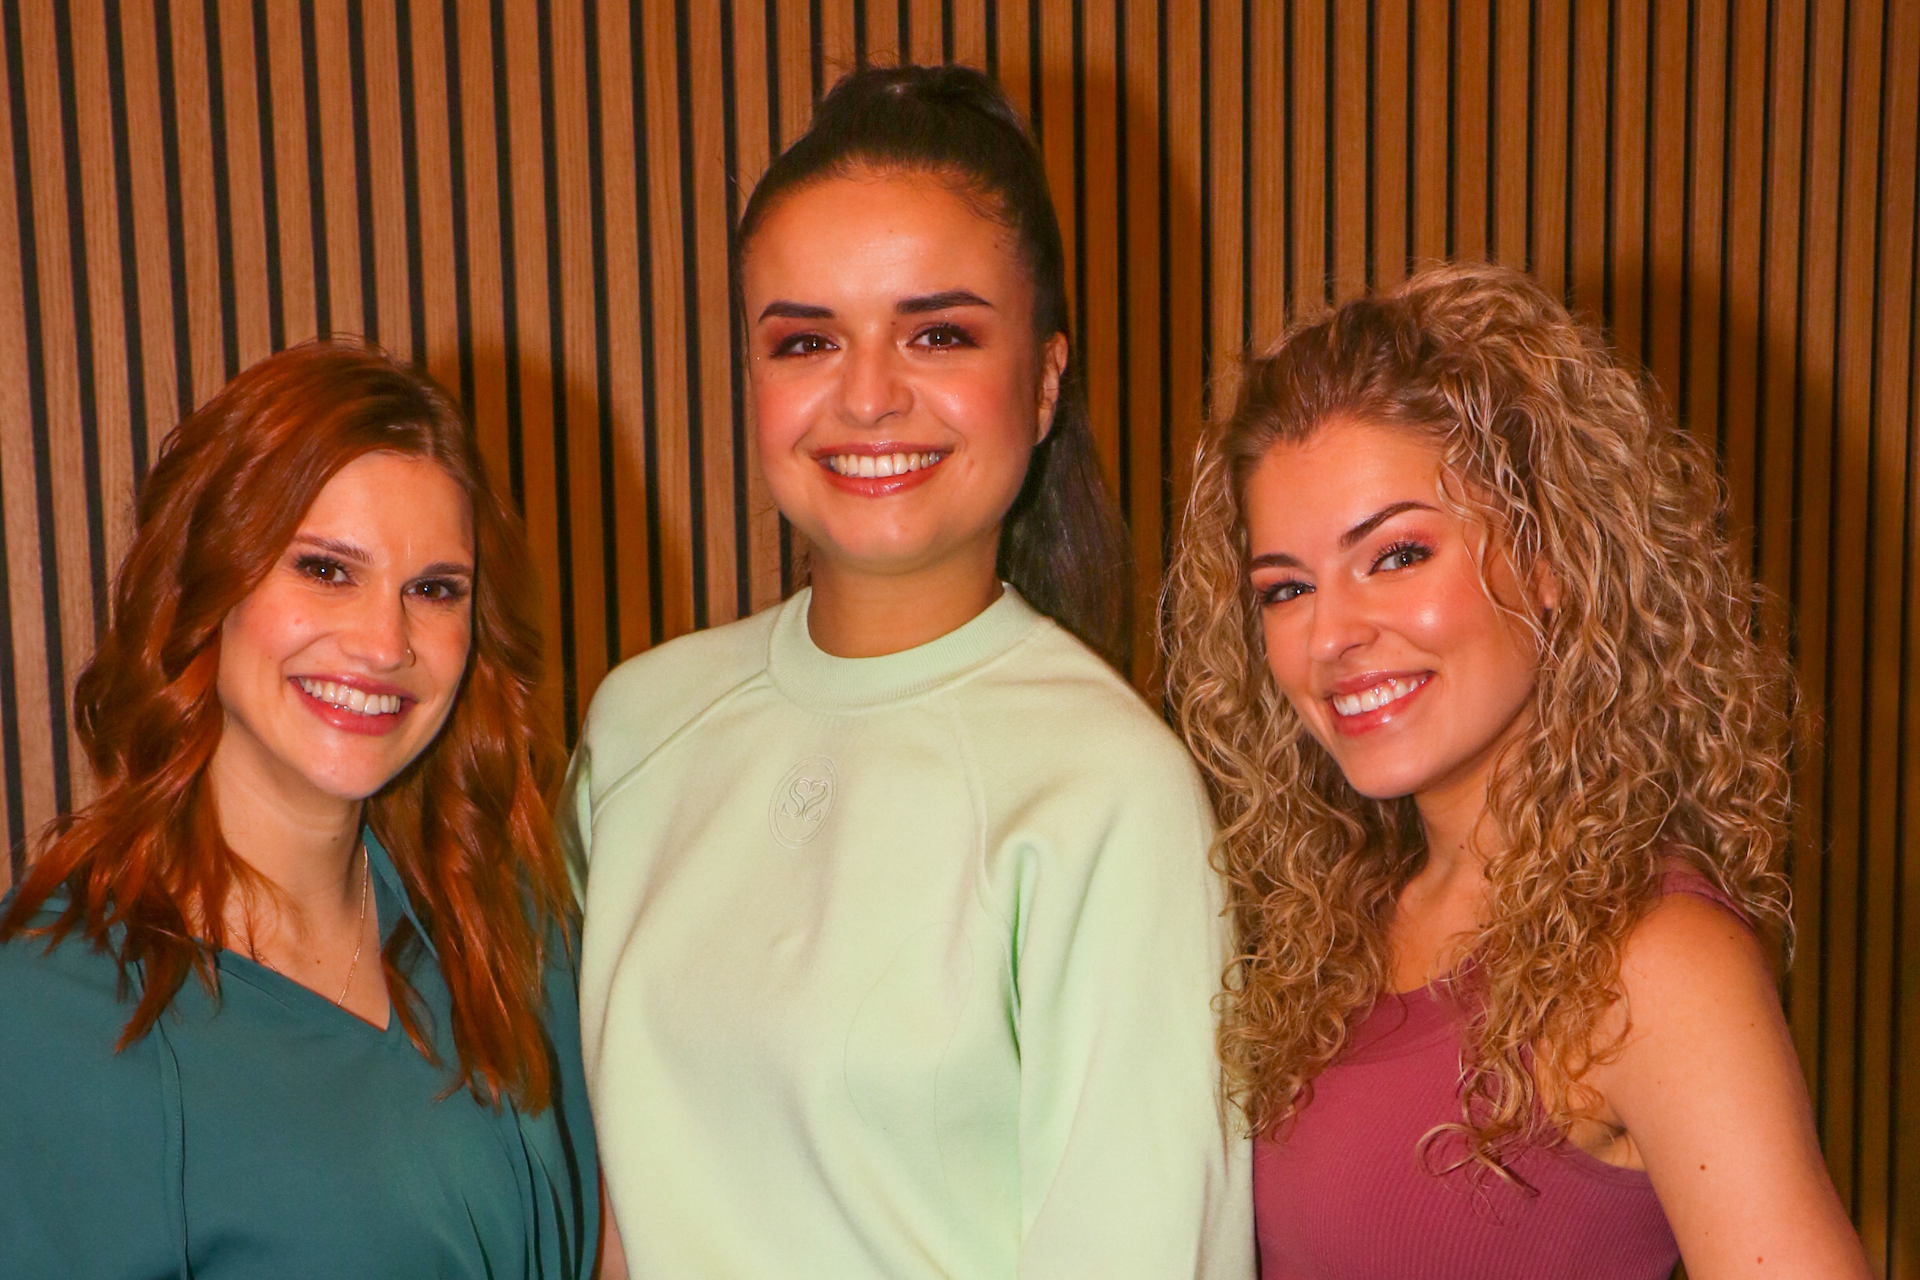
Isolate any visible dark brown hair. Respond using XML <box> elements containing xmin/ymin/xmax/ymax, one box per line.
<box><xmin>735</xmin><ymin>63</ymin><xmax>1133</xmax><ymax>668</ymax></box>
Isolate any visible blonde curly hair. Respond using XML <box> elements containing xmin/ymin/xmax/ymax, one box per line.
<box><xmin>1163</xmin><ymin>262</ymin><xmax>1794</xmax><ymax>1167</ymax></box>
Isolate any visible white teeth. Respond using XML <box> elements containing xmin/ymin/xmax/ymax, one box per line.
<box><xmin>297</xmin><ymin>678</ymin><xmax>402</xmax><ymax>716</ymax></box>
<box><xmin>824</xmin><ymin>451</ymin><xmax>943</xmax><ymax>478</ymax></box>
<box><xmin>1331</xmin><ymin>675</ymin><xmax>1429</xmax><ymax>717</ymax></box>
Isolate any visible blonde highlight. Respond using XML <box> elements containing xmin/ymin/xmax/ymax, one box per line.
<box><xmin>1164</xmin><ymin>263</ymin><xmax>1793</xmax><ymax>1167</ymax></box>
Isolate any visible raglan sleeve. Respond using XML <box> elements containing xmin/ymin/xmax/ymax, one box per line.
<box><xmin>556</xmin><ymin>741</ymin><xmax>593</xmax><ymax>907</ymax></box>
<box><xmin>1011</xmin><ymin>756</ymin><xmax>1257</xmax><ymax>1279</ymax></box>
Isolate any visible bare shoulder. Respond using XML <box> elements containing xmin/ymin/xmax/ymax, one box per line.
<box><xmin>1590</xmin><ymin>889</ymin><xmax>1870</xmax><ymax>1277</ymax></box>
<box><xmin>1616</xmin><ymin>889</ymin><xmax>1773</xmax><ymax>1011</ymax></box>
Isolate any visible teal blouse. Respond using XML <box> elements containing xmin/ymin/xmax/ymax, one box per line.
<box><xmin>0</xmin><ymin>834</ymin><xmax>598</xmax><ymax>1279</ymax></box>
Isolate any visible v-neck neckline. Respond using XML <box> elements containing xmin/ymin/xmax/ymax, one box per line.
<box><xmin>215</xmin><ymin>831</ymin><xmax>420</xmax><ymax>1035</ymax></box>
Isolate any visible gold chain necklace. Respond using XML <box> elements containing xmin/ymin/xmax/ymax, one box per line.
<box><xmin>247</xmin><ymin>842</ymin><xmax>371</xmax><ymax>1007</ymax></box>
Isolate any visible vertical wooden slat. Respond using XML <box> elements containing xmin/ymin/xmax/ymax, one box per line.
<box><xmin>213</xmin><ymin>0</ymin><xmax>271</xmax><ymax>372</ymax></box>
<box><xmin>1245</xmin><ymin>0</ymin><xmax>1282</xmax><ymax>342</ymax></box>
<box><xmin>357</xmin><ymin>0</ymin><xmax>412</xmax><ymax>364</ymax></box>
<box><xmin>1717</xmin><ymin>0</ymin><xmax>1765</xmax><ymax>561</ymax></box>
<box><xmin>499</xmin><ymin>0</ymin><xmax>565</xmax><ymax>722</ymax></box>
<box><xmin>19</xmin><ymin>0</ymin><xmax>92</xmax><ymax>796</ymax></box>
<box><xmin>909</xmin><ymin>0</ymin><xmax>943</xmax><ymax>64</ymax></box>
<box><xmin>640</xmin><ymin>0</ymin><xmax>693</xmax><ymax>640</ymax></box>
<box><xmin>1796</xmin><ymin>0</ymin><xmax>1846</xmax><ymax>1197</ymax></box>
<box><xmin>1163</xmin><ymin>0</ymin><xmax>1204</xmax><ymax>544</ymax></box>
<box><xmin>1329</xmin><ymin>0</ymin><xmax>1366</xmax><ymax>299</ymax></box>
<box><xmin>1823</xmin><ymin>0</ymin><xmax>1883</xmax><ymax>1245</ymax></box>
<box><xmin>0</xmin><ymin>6</ymin><xmax>1913</xmax><ymax>1251</ymax></box>
<box><xmin>684</xmin><ymin>0</ymin><xmax>740</xmax><ymax>629</ymax></box>
<box><xmin>311</xmin><ymin>0</ymin><xmax>364</xmax><ymax>339</ymax></box>
<box><xmin>950</xmin><ymin>0</ymin><xmax>988</xmax><ymax>70</ymax></box>
<box><xmin>595</xmin><ymin>0</ymin><xmax>655</xmax><ymax>655</ymax></box>
<box><xmin>0</xmin><ymin>1</ymin><xmax>58</xmax><ymax>872</ymax></box>
<box><xmin>1608</xmin><ymin>0</ymin><xmax>1647</xmax><ymax>360</ymax></box>
<box><xmin>549</xmin><ymin>0</ymin><xmax>608</xmax><ymax>713</ymax></box>
<box><xmin>1288</xmin><ymin>0</ymin><xmax>1324</xmax><ymax>312</ymax></box>
<box><xmin>67</xmin><ymin>0</ymin><xmax>137</xmax><ymax>583</ymax></box>
<box><xmin>1409</xmin><ymin>0</ymin><xmax>1447</xmax><ymax>267</ymax></box>
<box><xmin>1489</xmin><ymin>0</ymin><xmax>1528</xmax><ymax>270</ymax></box>
<box><xmin>1370</xmin><ymin>0</ymin><xmax>1408</xmax><ymax>291</ymax></box>
<box><xmin>262</xmin><ymin>0</ymin><xmax>317</xmax><ymax>346</ymax></box>
<box><xmin>1204</xmin><ymin>0</ymin><xmax>1242</xmax><ymax>400</ymax></box>
<box><xmin>1118</xmin><ymin>0</ymin><xmax>1156</xmax><ymax>681</ymax></box>
<box><xmin>727</xmin><ymin>0</ymin><xmax>782</xmax><ymax>614</ymax></box>
<box><xmin>1529</xmin><ymin>0</ymin><xmax>1570</xmax><ymax>295</ymax></box>
<box><xmin>1684</xmin><ymin>0</ymin><xmax>1728</xmax><ymax>455</ymax></box>
<box><xmin>1084</xmin><ymin>0</ymin><xmax>1120</xmax><ymax>530</ymax></box>
<box><xmin>406</xmin><ymin>0</ymin><xmax>458</xmax><ymax>395</ymax></box>
<box><xmin>1450</xmin><ymin>0</ymin><xmax>1488</xmax><ymax>261</ymax></box>
<box><xmin>1887</xmin><ymin>3</ymin><xmax>1920</xmax><ymax>1262</ymax></box>
<box><xmin>1566</xmin><ymin>0</ymin><xmax>1608</xmax><ymax>311</ymax></box>
<box><xmin>1643</xmin><ymin>0</ymin><xmax>1690</xmax><ymax>396</ymax></box>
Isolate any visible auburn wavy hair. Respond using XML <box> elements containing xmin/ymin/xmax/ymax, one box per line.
<box><xmin>1164</xmin><ymin>263</ymin><xmax>1794</xmax><ymax>1166</ymax></box>
<box><xmin>0</xmin><ymin>339</ymin><xmax>573</xmax><ymax>1111</ymax></box>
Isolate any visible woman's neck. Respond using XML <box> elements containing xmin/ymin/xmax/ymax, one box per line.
<box><xmin>804</xmin><ymin>547</ymin><xmax>1003</xmax><ymax>658</ymax></box>
<box><xmin>207</xmin><ymin>730</ymin><xmax>366</xmax><ymax>920</ymax></box>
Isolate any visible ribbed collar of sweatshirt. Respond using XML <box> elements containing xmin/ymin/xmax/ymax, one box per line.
<box><xmin>766</xmin><ymin>584</ymin><xmax>1045</xmax><ymax>712</ymax></box>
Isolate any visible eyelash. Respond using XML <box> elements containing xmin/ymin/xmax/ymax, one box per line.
<box><xmin>767</xmin><ymin>322</ymin><xmax>977</xmax><ymax>358</ymax></box>
<box><xmin>292</xmin><ymin>555</ymin><xmax>469</xmax><ymax>605</ymax></box>
<box><xmin>770</xmin><ymin>331</ymin><xmax>834</xmax><ymax>358</ymax></box>
<box><xmin>910</xmin><ymin>322</ymin><xmax>976</xmax><ymax>350</ymax></box>
<box><xmin>294</xmin><ymin>554</ymin><xmax>350</xmax><ymax>585</ymax></box>
<box><xmin>1253</xmin><ymin>539</ymin><xmax>1434</xmax><ymax>606</ymax></box>
<box><xmin>1372</xmin><ymin>539</ymin><xmax>1432</xmax><ymax>573</ymax></box>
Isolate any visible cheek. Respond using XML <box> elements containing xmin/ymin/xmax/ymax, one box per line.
<box><xmin>415</xmin><ymin>609</ymin><xmax>474</xmax><ymax>687</ymax></box>
<box><xmin>220</xmin><ymin>586</ymin><xmax>306</xmax><ymax>673</ymax></box>
<box><xmin>749</xmin><ymin>369</ymin><xmax>822</xmax><ymax>462</ymax></box>
<box><xmin>1259</xmin><ymin>614</ymin><xmax>1317</xmax><ymax>710</ymax></box>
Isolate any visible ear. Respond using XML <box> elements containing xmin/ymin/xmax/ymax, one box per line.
<box><xmin>1531</xmin><ymin>559</ymin><xmax>1561</xmax><ymax>614</ymax></box>
<box><xmin>1035</xmin><ymin>332</ymin><xmax>1070</xmax><ymax>445</ymax></box>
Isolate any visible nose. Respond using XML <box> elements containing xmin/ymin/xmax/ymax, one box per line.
<box><xmin>338</xmin><ymin>590</ymin><xmax>414</xmax><ymax>671</ymax></box>
<box><xmin>1304</xmin><ymin>576</ymin><xmax>1375</xmax><ymax>665</ymax></box>
<box><xmin>836</xmin><ymin>339</ymin><xmax>911</xmax><ymax>427</ymax></box>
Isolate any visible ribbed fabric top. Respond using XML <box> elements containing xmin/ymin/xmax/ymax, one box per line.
<box><xmin>765</xmin><ymin>585</ymin><xmax>1045</xmax><ymax>711</ymax></box>
<box><xmin>1252</xmin><ymin>870</ymin><xmax>1740</xmax><ymax>1279</ymax></box>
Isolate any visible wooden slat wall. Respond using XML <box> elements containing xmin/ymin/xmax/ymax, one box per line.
<box><xmin>2</xmin><ymin>0</ymin><xmax>1915</xmax><ymax>1269</ymax></box>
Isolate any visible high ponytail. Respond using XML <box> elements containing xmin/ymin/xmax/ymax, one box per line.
<box><xmin>734</xmin><ymin>64</ymin><xmax>1133</xmax><ymax>669</ymax></box>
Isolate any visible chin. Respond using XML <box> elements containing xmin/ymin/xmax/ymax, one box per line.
<box><xmin>1323</xmin><ymin>754</ymin><xmax>1429</xmax><ymax>802</ymax></box>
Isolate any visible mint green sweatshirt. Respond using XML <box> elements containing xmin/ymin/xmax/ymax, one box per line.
<box><xmin>565</xmin><ymin>588</ymin><xmax>1254</xmax><ymax>1278</ymax></box>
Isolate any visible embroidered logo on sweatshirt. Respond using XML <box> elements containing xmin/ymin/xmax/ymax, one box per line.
<box><xmin>770</xmin><ymin>756</ymin><xmax>837</xmax><ymax>848</ymax></box>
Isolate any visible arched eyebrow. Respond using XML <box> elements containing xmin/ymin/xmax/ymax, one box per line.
<box><xmin>758</xmin><ymin>300</ymin><xmax>834</xmax><ymax>321</ymax></box>
<box><xmin>757</xmin><ymin>291</ymin><xmax>994</xmax><ymax>322</ymax></box>
<box><xmin>291</xmin><ymin>534</ymin><xmax>371</xmax><ymax>564</ymax></box>
<box><xmin>896</xmin><ymin>289</ymin><xmax>992</xmax><ymax>314</ymax></box>
<box><xmin>1246</xmin><ymin>500</ymin><xmax>1438</xmax><ymax>571</ymax></box>
<box><xmin>1337</xmin><ymin>500</ymin><xmax>1435</xmax><ymax>549</ymax></box>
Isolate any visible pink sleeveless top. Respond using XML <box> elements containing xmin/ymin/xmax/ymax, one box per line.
<box><xmin>1254</xmin><ymin>871</ymin><xmax>1740</xmax><ymax>1279</ymax></box>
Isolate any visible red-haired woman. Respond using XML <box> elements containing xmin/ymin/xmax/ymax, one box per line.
<box><xmin>0</xmin><ymin>341</ymin><xmax>599</xmax><ymax>1278</ymax></box>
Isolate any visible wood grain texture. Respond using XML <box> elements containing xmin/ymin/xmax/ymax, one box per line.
<box><xmin>1</xmin><ymin>1</ymin><xmax>1913</xmax><ymax>1266</ymax></box>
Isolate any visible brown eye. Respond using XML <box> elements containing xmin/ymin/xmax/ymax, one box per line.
<box><xmin>295</xmin><ymin>555</ymin><xmax>350</xmax><ymax>585</ymax></box>
<box><xmin>772</xmin><ymin>332</ymin><xmax>834</xmax><ymax>357</ymax></box>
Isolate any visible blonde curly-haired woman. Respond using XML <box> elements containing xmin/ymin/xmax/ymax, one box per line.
<box><xmin>1164</xmin><ymin>263</ymin><xmax>1866</xmax><ymax>1278</ymax></box>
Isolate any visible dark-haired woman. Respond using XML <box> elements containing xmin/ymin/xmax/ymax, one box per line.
<box><xmin>566</xmin><ymin>66</ymin><xmax>1252</xmax><ymax>1277</ymax></box>
<box><xmin>0</xmin><ymin>341</ymin><xmax>599</xmax><ymax>1278</ymax></box>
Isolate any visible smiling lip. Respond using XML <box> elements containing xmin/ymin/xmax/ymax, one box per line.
<box><xmin>813</xmin><ymin>444</ymin><xmax>948</xmax><ymax>497</ymax></box>
<box><xmin>1325</xmin><ymin>671</ymin><xmax>1431</xmax><ymax>735</ymax></box>
<box><xmin>291</xmin><ymin>676</ymin><xmax>412</xmax><ymax>737</ymax></box>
